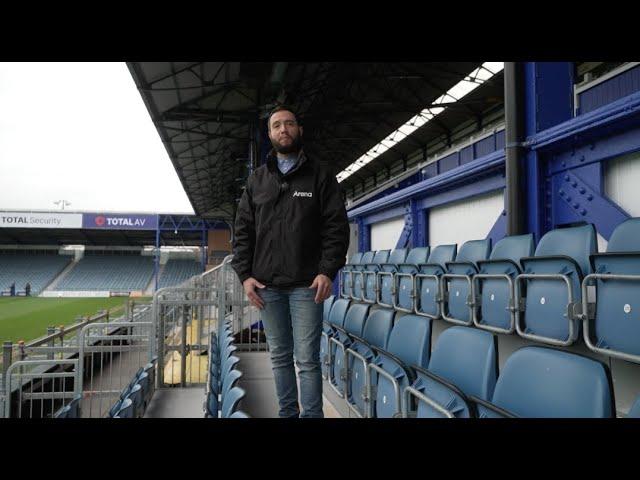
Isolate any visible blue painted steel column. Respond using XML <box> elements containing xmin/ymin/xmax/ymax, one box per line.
<box><xmin>154</xmin><ymin>222</ymin><xmax>160</xmax><ymax>292</ymax></box>
<box><xmin>357</xmin><ymin>217</ymin><xmax>370</xmax><ymax>253</ymax></box>
<box><xmin>523</xmin><ymin>62</ymin><xmax>575</xmax><ymax>241</ymax></box>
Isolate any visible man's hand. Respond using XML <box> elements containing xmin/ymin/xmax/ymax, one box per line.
<box><xmin>243</xmin><ymin>277</ymin><xmax>266</xmax><ymax>309</ymax></box>
<box><xmin>309</xmin><ymin>274</ymin><xmax>332</xmax><ymax>304</ymax></box>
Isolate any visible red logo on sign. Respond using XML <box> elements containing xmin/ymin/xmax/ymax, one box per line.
<box><xmin>95</xmin><ymin>216</ymin><xmax>105</xmax><ymax>226</ymax></box>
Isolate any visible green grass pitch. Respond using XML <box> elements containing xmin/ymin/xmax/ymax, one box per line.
<box><xmin>0</xmin><ymin>297</ymin><xmax>128</xmax><ymax>343</ymax></box>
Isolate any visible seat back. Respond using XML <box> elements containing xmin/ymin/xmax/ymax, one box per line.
<box><xmin>427</xmin><ymin>244</ymin><xmax>457</xmax><ymax>268</ymax></box>
<box><xmin>590</xmin><ymin>218</ymin><xmax>640</xmax><ymax>357</ymax></box>
<box><xmin>328</xmin><ymin>298</ymin><xmax>350</xmax><ymax>328</ymax></box>
<box><xmin>362</xmin><ymin>308</ymin><xmax>395</xmax><ymax>350</ymax></box>
<box><xmin>374</xmin><ymin>315</ymin><xmax>432</xmax><ymax>417</ymax></box>
<box><xmin>403</xmin><ymin>247</ymin><xmax>430</xmax><ymax>269</ymax></box>
<box><xmin>521</xmin><ymin>225</ymin><xmax>596</xmax><ymax>343</ymax></box>
<box><xmin>445</xmin><ymin>239</ymin><xmax>491</xmax><ymax>322</ymax></box>
<box><xmin>343</xmin><ymin>303</ymin><xmax>371</xmax><ymax>337</ymax></box>
<box><xmin>454</xmin><ymin>239</ymin><xmax>491</xmax><ymax>265</ymax></box>
<box><xmin>354</xmin><ymin>251</ymin><xmax>375</xmax><ymax>298</ymax></box>
<box><xmin>114</xmin><ymin>398</ymin><xmax>134</xmax><ymax>418</ymax></box>
<box><xmin>386</xmin><ymin>315</ymin><xmax>432</xmax><ymax>370</ymax></box>
<box><xmin>323</xmin><ymin>295</ymin><xmax>336</xmax><ymax>323</ymax></box>
<box><xmin>490</xmin><ymin>234</ymin><xmax>535</xmax><ymax>262</ymax></box>
<box><xmin>490</xmin><ymin>346</ymin><xmax>614</xmax><ymax>418</ymax></box>
<box><xmin>416</xmin><ymin>327</ymin><xmax>497</xmax><ymax>418</ymax></box>
<box><xmin>364</xmin><ymin>251</ymin><xmax>390</xmax><ymax>301</ymax></box>
<box><xmin>222</xmin><ymin>386</ymin><xmax>246</xmax><ymax>418</ymax></box>
<box><xmin>387</xmin><ymin>249</ymin><xmax>407</xmax><ymax>267</ymax></box>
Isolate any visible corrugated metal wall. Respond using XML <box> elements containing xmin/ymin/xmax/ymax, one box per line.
<box><xmin>428</xmin><ymin>191</ymin><xmax>504</xmax><ymax>247</ymax></box>
<box><xmin>578</xmin><ymin>64</ymin><xmax>640</xmax><ymax>115</ymax></box>
<box><xmin>370</xmin><ymin>216</ymin><xmax>405</xmax><ymax>251</ymax></box>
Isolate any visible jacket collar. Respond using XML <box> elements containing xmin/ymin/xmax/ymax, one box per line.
<box><xmin>266</xmin><ymin>148</ymin><xmax>308</xmax><ymax>176</ymax></box>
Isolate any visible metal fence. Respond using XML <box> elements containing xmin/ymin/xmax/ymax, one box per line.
<box><xmin>0</xmin><ymin>253</ymin><xmax>265</xmax><ymax>417</ymax></box>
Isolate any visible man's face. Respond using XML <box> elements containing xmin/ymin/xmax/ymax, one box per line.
<box><xmin>268</xmin><ymin>110</ymin><xmax>303</xmax><ymax>154</ymax></box>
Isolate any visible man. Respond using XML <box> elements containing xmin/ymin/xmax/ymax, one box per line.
<box><xmin>231</xmin><ymin>105</ymin><xmax>349</xmax><ymax>418</ymax></box>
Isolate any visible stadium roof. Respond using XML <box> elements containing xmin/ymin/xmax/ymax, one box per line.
<box><xmin>127</xmin><ymin>62</ymin><xmax>504</xmax><ymax>221</ymax></box>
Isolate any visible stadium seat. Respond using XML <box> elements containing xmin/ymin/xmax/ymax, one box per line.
<box><xmin>328</xmin><ymin>303</ymin><xmax>371</xmax><ymax>397</ymax></box>
<box><xmin>581</xmin><ymin>218</ymin><xmax>640</xmax><ymax>362</ymax></box>
<box><xmin>323</xmin><ymin>295</ymin><xmax>336</xmax><ymax>323</ymax></box>
<box><xmin>376</xmin><ymin>249</ymin><xmax>407</xmax><ymax>307</ymax></box>
<box><xmin>393</xmin><ymin>247</ymin><xmax>430</xmax><ymax>313</ymax></box>
<box><xmin>361</xmin><ymin>250</ymin><xmax>390</xmax><ymax>303</ymax></box>
<box><xmin>229</xmin><ymin>410</ymin><xmax>250</xmax><ymax>418</ymax></box>
<box><xmin>628</xmin><ymin>395</ymin><xmax>640</xmax><ymax>418</ymax></box>
<box><xmin>344</xmin><ymin>308</ymin><xmax>395</xmax><ymax>416</ymax></box>
<box><xmin>368</xmin><ymin>314</ymin><xmax>432</xmax><ymax>418</ymax></box>
<box><xmin>125</xmin><ymin>384</ymin><xmax>144</xmax><ymax>418</ymax></box>
<box><xmin>113</xmin><ymin>398</ymin><xmax>134</xmax><ymax>418</ymax></box>
<box><xmin>516</xmin><ymin>224</ymin><xmax>596</xmax><ymax>346</ymax></box>
<box><xmin>405</xmin><ymin>326</ymin><xmax>497</xmax><ymax>418</ymax></box>
<box><xmin>221</xmin><ymin>386</ymin><xmax>246</xmax><ymax>418</ymax></box>
<box><xmin>352</xmin><ymin>251</ymin><xmax>375</xmax><ymax>301</ymax></box>
<box><xmin>415</xmin><ymin>245</ymin><xmax>457</xmax><ymax>319</ymax></box>
<box><xmin>442</xmin><ymin>239</ymin><xmax>492</xmax><ymax>326</ymax></box>
<box><xmin>472</xmin><ymin>346</ymin><xmax>615</xmax><ymax>418</ymax></box>
<box><xmin>341</xmin><ymin>252</ymin><xmax>363</xmax><ymax>298</ymax></box>
<box><xmin>473</xmin><ymin>234</ymin><xmax>535</xmax><ymax>334</ymax></box>
<box><xmin>321</xmin><ymin>298</ymin><xmax>350</xmax><ymax>380</ymax></box>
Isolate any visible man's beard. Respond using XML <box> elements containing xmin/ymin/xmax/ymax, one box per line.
<box><xmin>271</xmin><ymin>134</ymin><xmax>303</xmax><ymax>155</ymax></box>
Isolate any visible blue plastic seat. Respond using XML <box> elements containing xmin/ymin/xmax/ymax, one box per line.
<box><xmin>321</xmin><ymin>298</ymin><xmax>350</xmax><ymax>380</ymax></box>
<box><xmin>221</xmin><ymin>369</ymin><xmax>243</xmax><ymax>405</ymax></box>
<box><xmin>125</xmin><ymin>384</ymin><xmax>144</xmax><ymax>418</ymax></box>
<box><xmin>393</xmin><ymin>247</ymin><xmax>430</xmax><ymax>313</ymax></box>
<box><xmin>362</xmin><ymin>250</ymin><xmax>390</xmax><ymax>303</ymax></box>
<box><xmin>582</xmin><ymin>218</ymin><xmax>640</xmax><ymax>362</ymax></box>
<box><xmin>352</xmin><ymin>251</ymin><xmax>375</xmax><ymax>300</ymax></box>
<box><xmin>376</xmin><ymin>249</ymin><xmax>407</xmax><ymax>307</ymax></box>
<box><xmin>628</xmin><ymin>395</ymin><xmax>640</xmax><ymax>418</ymax></box>
<box><xmin>113</xmin><ymin>398</ymin><xmax>134</xmax><ymax>418</ymax></box>
<box><xmin>442</xmin><ymin>239</ymin><xmax>492</xmax><ymax>326</ymax></box>
<box><xmin>341</xmin><ymin>252</ymin><xmax>363</xmax><ymax>298</ymax></box>
<box><xmin>229</xmin><ymin>410</ymin><xmax>250</xmax><ymax>418</ymax></box>
<box><xmin>416</xmin><ymin>245</ymin><xmax>457</xmax><ymax>319</ymax></box>
<box><xmin>323</xmin><ymin>295</ymin><xmax>336</xmax><ymax>323</ymax></box>
<box><xmin>368</xmin><ymin>314</ymin><xmax>432</xmax><ymax>418</ymax></box>
<box><xmin>473</xmin><ymin>234</ymin><xmax>535</xmax><ymax>334</ymax></box>
<box><xmin>344</xmin><ymin>308</ymin><xmax>395</xmax><ymax>416</ymax></box>
<box><xmin>473</xmin><ymin>346</ymin><xmax>614</xmax><ymax>418</ymax></box>
<box><xmin>221</xmin><ymin>386</ymin><xmax>246</xmax><ymax>418</ymax></box>
<box><xmin>516</xmin><ymin>224</ymin><xmax>596</xmax><ymax>346</ymax></box>
<box><xmin>406</xmin><ymin>326</ymin><xmax>497</xmax><ymax>418</ymax></box>
<box><xmin>329</xmin><ymin>303</ymin><xmax>371</xmax><ymax>397</ymax></box>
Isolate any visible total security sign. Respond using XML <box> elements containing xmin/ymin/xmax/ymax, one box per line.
<box><xmin>0</xmin><ymin>212</ymin><xmax>83</xmax><ymax>229</ymax></box>
<box><xmin>82</xmin><ymin>213</ymin><xmax>159</xmax><ymax>230</ymax></box>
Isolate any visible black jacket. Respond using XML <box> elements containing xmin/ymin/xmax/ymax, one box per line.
<box><xmin>231</xmin><ymin>149</ymin><xmax>350</xmax><ymax>288</ymax></box>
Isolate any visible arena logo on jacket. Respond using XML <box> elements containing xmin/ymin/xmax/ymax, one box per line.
<box><xmin>292</xmin><ymin>191</ymin><xmax>313</xmax><ymax>198</ymax></box>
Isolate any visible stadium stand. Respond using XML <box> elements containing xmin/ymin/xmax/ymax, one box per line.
<box><xmin>0</xmin><ymin>253</ymin><xmax>71</xmax><ymax>295</ymax></box>
<box><xmin>158</xmin><ymin>259</ymin><xmax>203</xmax><ymax>289</ymax></box>
<box><xmin>56</xmin><ymin>254</ymin><xmax>153</xmax><ymax>292</ymax></box>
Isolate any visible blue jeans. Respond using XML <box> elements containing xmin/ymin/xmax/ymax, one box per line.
<box><xmin>258</xmin><ymin>286</ymin><xmax>324</xmax><ymax>418</ymax></box>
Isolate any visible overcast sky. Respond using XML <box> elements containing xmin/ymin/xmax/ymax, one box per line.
<box><xmin>0</xmin><ymin>62</ymin><xmax>195</xmax><ymax>215</ymax></box>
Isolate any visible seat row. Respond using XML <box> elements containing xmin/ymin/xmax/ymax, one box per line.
<box><xmin>204</xmin><ymin>322</ymin><xmax>249</xmax><ymax>419</ymax></box>
<box><xmin>322</xmin><ymin>298</ymin><xmax>640</xmax><ymax>418</ymax></box>
<box><xmin>339</xmin><ymin>218</ymin><xmax>640</xmax><ymax>362</ymax></box>
<box><xmin>53</xmin><ymin>393</ymin><xmax>82</xmax><ymax>418</ymax></box>
<box><xmin>109</xmin><ymin>358</ymin><xmax>157</xmax><ymax>418</ymax></box>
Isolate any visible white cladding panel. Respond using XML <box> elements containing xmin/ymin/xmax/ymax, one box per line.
<box><xmin>605</xmin><ymin>150</ymin><xmax>640</xmax><ymax>217</ymax></box>
<box><xmin>429</xmin><ymin>191</ymin><xmax>504</xmax><ymax>247</ymax></box>
<box><xmin>370</xmin><ymin>216</ymin><xmax>405</xmax><ymax>251</ymax></box>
